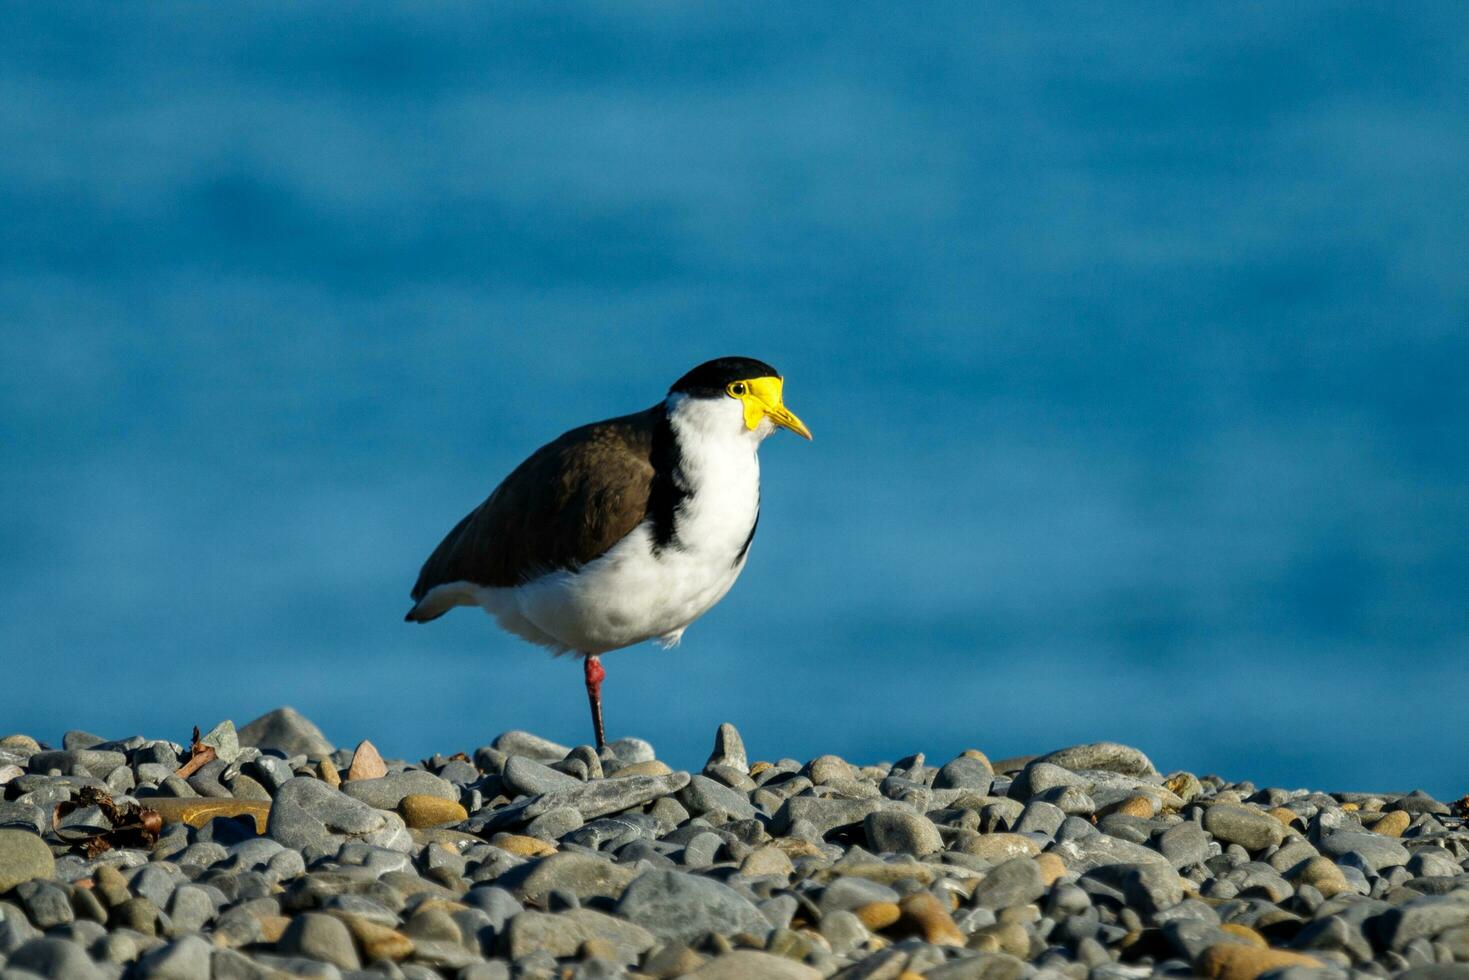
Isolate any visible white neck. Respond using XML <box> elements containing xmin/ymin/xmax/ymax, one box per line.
<box><xmin>663</xmin><ymin>394</ymin><xmax>764</xmax><ymax>556</ymax></box>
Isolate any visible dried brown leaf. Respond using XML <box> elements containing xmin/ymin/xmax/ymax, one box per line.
<box><xmin>53</xmin><ymin>786</ymin><xmax>162</xmax><ymax>856</ymax></box>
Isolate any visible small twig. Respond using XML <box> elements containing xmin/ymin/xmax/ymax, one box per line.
<box><xmin>175</xmin><ymin>725</ymin><xmax>218</xmax><ymax>780</ymax></box>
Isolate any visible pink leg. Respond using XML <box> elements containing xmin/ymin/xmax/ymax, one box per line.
<box><xmin>583</xmin><ymin>655</ymin><xmax>607</xmax><ymax>751</ymax></box>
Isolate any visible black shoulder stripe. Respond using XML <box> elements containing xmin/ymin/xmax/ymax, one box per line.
<box><xmin>646</xmin><ymin>405</ymin><xmax>688</xmax><ymax>553</ymax></box>
<box><xmin>734</xmin><ymin>507</ymin><xmax>759</xmax><ymax>566</ymax></box>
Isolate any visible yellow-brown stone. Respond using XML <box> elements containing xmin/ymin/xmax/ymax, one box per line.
<box><xmin>960</xmin><ymin>748</ymin><xmax>992</xmax><ymax>768</ymax></box>
<box><xmin>854</xmin><ymin>901</ymin><xmax>901</xmax><ymax>931</ymax></box>
<box><xmin>1219</xmin><ymin>924</ymin><xmax>1267</xmax><ymax>948</ymax></box>
<box><xmin>491</xmin><ymin>833</ymin><xmax>557</xmax><ymax>857</ymax></box>
<box><xmin>397</xmin><ymin>795</ymin><xmax>467</xmax><ymax>829</ymax></box>
<box><xmin>1199</xmin><ymin>944</ymin><xmax>1321</xmax><ymax>980</ymax></box>
<box><xmin>258</xmin><ymin>915</ymin><xmax>291</xmax><ymax>943</ymax></box>
<box><xmin>93</xmin><ymin>864</ymin><xmax>131</xmax><ymax>908</ymax></box>
<box><xmin>771</xmin><ymin>837</ymin><xmax>824</xmax><ymax>859</ymax></box>
<box><xmin>897</xmin><ymin>892</ymin><xmax>964</xmax><ymax>947</ymax></box>
<box><xmin>749</xmin><ymin>761</ymin><xmax>773</xmax><ymax>777</ymax></box>
<box><xmin>1164</xmin><ymin>772</ymin><xmax>1204</xmax><ymax>803</ymax></box>
<box><xmin>1034</xmin><ymin>852</ymin><xmax>1066</xmax><ymax>886</ymax></box>
<box><xmin>316</xmin><ymin>759</ymin><xmax>340</xmax><ymax>787</ymax></box>
<box><xmin>331</xmin><ymin>912</ymin><xmax>414</xmax><ymax>961</ymax></box>
<box><xmin>1290</xmin><ymin>856</ymin><xmax>1350</xmax><ymax>898</ymax></box>
<box><xmin>143</xmin><ymin>798</ymin><xmax>270</xmax><ymax>835</ymax></box>
<box><xmin>1372</xmin><ymin>810</ymin><xmax>1410</xmax><ymax>837</ymax></box>
<box><xmin>1266</xmin><ymin>807</ymin><xmax>1298</xmax><ymax>827</ymax></box>
<box><xmin>1115</xmin><ymin>796</ymin><xmax>1155</xmax><ymax>818</ymax></box>
<box><xmin>346</xmin><ymin>739</ymin><xmax>388</xmax><ymax>781</ymax></box>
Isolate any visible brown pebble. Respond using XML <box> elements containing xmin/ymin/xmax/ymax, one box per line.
<box><xmin>346</xmin><ymin>739</ymin><xmax>388</xmax><ymax>781</ymax></box>
<box><xmin>1372</xmin><ymin>810</ymin><xmax>1410</xmax><ymax>837</ymax></box>
<box><xmin>331</xmin><ymin>912</ymin><xmax>414</xmax><ymax>961</ymax></box>
<box><xmin>1115</xmin><ymin>796</ymin><xmax>1155</xmax><ymax>818</ymax></box>
<box><xmin>398</xmin><ymin>794</ymin><xmax>468</xmax><ymax>828</ymax></box>
<box><xmin>1033</xmin><ymin>853</ymin><xmax>1066</xmax><ymax>886</ymax></box>
<box><xmin>854</xmin><ymin>902</ymin><xmax>901</xmax><ymax>931</ymax></box>
<box><xmin>316</xmin><ymin>758</ymin><xmax>340</xmax><ymax>787</ymax></box>
<box><xmin>580</xmin><ymin>937</ymin><xmax>620</xmax><ymax>961</ymax></box>
<box><xmin>1199</xmin><ymin>944</ymin><xmax>1322</xmax><ymax>980</ymax></box>
<box><xmin>258</xmin><ymin>915</ymin><xmax>291</xmax><ymax>943</ymax></box>
<box><xmin>897</xmin><ymin>892</ymin><xmax>964</xmax><ymax>947</ymax></box>
<box><xmin>1265</xmin><ymin>807</ymin><xmax>1297</xmax><ymax>827</ymax></box>
<box><xmin>960</xmin><ymin>748</ymin><xmax>992</xmax><ymax>767</ymax></box>
<box><xmin>1219</xmin><ymin>923</ymin><xmax>1267</xmax><ymax>948</ymax></box>
<box><xmin>491</xmin><ymin>833</ymin><xmax>557</xmax><ymax>857</ymax></box>
<box><xmin>93</xmin><ymin>865</ymin><xmax>131</xmax><ymax>908</ymax></box>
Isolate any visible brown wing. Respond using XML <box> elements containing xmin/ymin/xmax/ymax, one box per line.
<box><xmin>409</xmin><ymin>407</ymin><xmax>658</xmax><ymax>604</ymax></box>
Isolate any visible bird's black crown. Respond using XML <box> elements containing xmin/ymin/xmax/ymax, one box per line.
<box><xmin>669</xmin><ymin>357</ymin><xmax>781</xmax><ymax>397</ymax></box>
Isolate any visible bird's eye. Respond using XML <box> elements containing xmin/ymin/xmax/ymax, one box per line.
<box><xmin>729</xmin><ymin>382</ymin><xmax>746</xmax><ymax>397</ymax></box>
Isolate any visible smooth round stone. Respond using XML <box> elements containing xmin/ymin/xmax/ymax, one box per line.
<box><xmin>133</xmin><ymin>934</ymin><xmax>213</xmax><ymax>979</ymax></box>
<box><xmin>277</xmin><ymin>911</ymin><xmax>361</xmax><ymax>970</ymax></box>
<box><xmin>973</xmin><ymin>856</ymin><xmax>1046</xmax><ymax>910</ymax></box>
<box><xmin>1319</xmin><ymin>831</ymin><xmax>1411</xmax><ymax>871</ymax></box>
<box><xmin>1202</xmin><ymin>804</ymin><xmax>1286</xmax><ymax>851</ymax></box>
<box><xmin>0</xmin><ymin>828</ymin><xmax>55</xmax><ymax>892</ymax></box>
<box><xmin>1035</xmin><ymin>742</ymin><xmax>1155</xmax><ymax>776</ymax></box>
<box><xmin>863</xmin><ymin>810</ymin><xmax>943</xmax><ymax>856</ymax></box>
<box><xmin>340</xmin><ymin>770</ymin><xmax>457</xmax><ymax>809</ymax></box>
<box><xmin>398</xmin><ymin>794</ymin><xmax>469</xmax><ymax>829</ymax></box>
<box><xmin>6</xmin><ymin>936</ymin><xmax>105</xmax><ymax>980</ymax></box>
<box><xmin>615</xmin><ymin>869</ymin><xmax>772</xmax><ymax>944</ymax></box>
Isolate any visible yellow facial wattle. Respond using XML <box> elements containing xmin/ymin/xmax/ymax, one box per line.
<box><xmin>728</xmin><ymin>376</ymin><xmax>812</xmax><ymax>439</ymax></box>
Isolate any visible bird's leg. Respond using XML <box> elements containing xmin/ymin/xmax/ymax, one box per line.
<box><xmin>583</xmin><ymin>654</ymin><xmax>607</xmax><ymax>752</ymax></box>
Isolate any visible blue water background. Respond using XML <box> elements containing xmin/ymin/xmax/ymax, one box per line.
<box><xmin>3</xmin><ymin>4</ymin><xmax>1467</xmax><ymax>795</ymax></box>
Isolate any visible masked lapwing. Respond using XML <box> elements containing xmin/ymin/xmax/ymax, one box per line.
<box><xmin>405</xmin><ymin>357</ymin><xmax>811</xmax><ymax>750</ymax></box>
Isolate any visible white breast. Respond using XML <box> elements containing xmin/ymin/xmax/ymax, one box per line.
<box><xmin>471</xmin><ymin>394</ymin><xmax>766</xmax><ymax>655</ymax></box>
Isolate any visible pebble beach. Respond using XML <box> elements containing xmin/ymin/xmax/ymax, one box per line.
<box><xmin>0</xmin><ymin>708</ymin><xmax>1465</xmax><ymax>980</ymax></box>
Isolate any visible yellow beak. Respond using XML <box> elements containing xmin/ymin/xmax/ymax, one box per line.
<box><xmin>765</xmin><ymin>401</ymin><xmax>812</xmax><ymax>440</ymax></box>
<box><xmin>743</xmin><ymin>376</ymin><xmax>813</xmax><ymax>439</ymax></box>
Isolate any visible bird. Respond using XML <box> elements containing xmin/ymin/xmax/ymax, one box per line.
<box><xmin>405</xmin><ymin>356</ymin><xmax>811</xmax><ymax>751</ymax></box>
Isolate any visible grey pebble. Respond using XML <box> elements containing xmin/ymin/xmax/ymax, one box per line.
<box><xmin>678</xmin><ymin>774</ymin><xmax>757</xmax><ymax>821</ymax></box>
<box><xmin>502</xmin><ymin>756</ymin><xmax>582</xmax><ymax>797</ymax></box>
<box><xmin>1036</xmin><ymin>741</ymin><xmax>1155</xmax><ymax>776</ymax></box>
<box><xmin>1201</xmin><ymin>803</ymin><xmax>1285</xmax><ymax>851</ymax></box>
<box><xmin>615</xmin><ymin>868</ymin><xmax>772</xmax><ymax>944</ymax></box>
<box><xmin>199</xmin><ymin>721</ymin><xmax>241</xmax><ymax>764</ymax></box>
<box><xmin>1319</xmin><ymin>830</ymin><xmax>1410</xmax><ymax>871</ymax></box>
<box><xmin>863</xmin><ymin>809</ymin><xmax>943</xmax><ymax>856</ymax></box>
<box><xmin>339</xmin><ymin>769</ymin><xmax>457</xmax><ymax>808</ymax></box>
<box><xmin>973</xmin><ymin>856</ymin><xmax>1046</xmax><ymax>909</ymax></box>
<box><xmin>132</xmin><ymin>934</ymin><xmax>213</xmax><ymax>979</ymax></box>
<box><xmin>6</xmin><ymin>936</ymin><xmax>105</xmax><ymax>980</ymax></box>
<box><xmin>706</xmin><ymin>722</ymin><xmax>748</xmax><ymax>773</ymax></box>
<box><xmin>278</xmin><ymin>911</ymin><xmax>360</xmax><ymax>970</ymax></box>
<box><xmin>266</xmin><ymin>777</ymin><xmax>410</xmax><ymax>853</ymax></box>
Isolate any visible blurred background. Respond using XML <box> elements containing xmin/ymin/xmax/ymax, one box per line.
<box><xmin>3</xmin><ymin>4</ymin><xmax>1467</xmax><ymax>796</ymax></box>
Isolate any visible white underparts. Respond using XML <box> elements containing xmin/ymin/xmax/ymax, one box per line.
<box><xmin>431</xmin><ymin>395</ymin><xmax>769</xmax><ymax>656</ymax></box>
